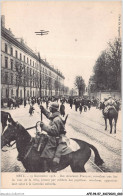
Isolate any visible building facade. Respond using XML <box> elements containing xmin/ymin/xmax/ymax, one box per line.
<box><xmin>1</xmin><ymin>16</ymin><xmax>65</xmax><ymax>99</ymax></box>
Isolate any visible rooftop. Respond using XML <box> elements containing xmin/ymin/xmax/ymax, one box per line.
<box><xmin>1</xmin><ymin>16</ymin><xmax>65</xmax><ymax>79</ymax></box>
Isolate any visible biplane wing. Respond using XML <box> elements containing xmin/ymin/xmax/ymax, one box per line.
<box><xmin>40</xmin><ymin>30</ymin><xmax>49</xmax><ymax>33</ymax></box>
<box><xmin>35</xmin><ymin>30</ymin><xmax>49</xmax><ymax>35</ymax></box>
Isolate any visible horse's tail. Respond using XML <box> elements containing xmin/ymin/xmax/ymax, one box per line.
<box><xmin>87</xmin><ymin>143</ymin><xmax>104</xmax><ymax>166</ymax></box>
<box><xmin>71</xmin><ymin>138</ymin><xmax>104</xmax><ymax>166</ymax></box>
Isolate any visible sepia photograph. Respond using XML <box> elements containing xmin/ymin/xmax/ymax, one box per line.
<box><xmin>1</xmin><ymin>0</ymin><xmax>122</xmax><ymax>191</ymax></box>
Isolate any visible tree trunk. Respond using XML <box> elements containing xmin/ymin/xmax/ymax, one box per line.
<box><xmin>79</xmin><ymin>89</ymin><xmax>81</xmax><ymax>97</ymax></box>
<box><xmin>17</xmin><ymin>85</ymin><xmax>19</xmax><ymax>98</ymax></box>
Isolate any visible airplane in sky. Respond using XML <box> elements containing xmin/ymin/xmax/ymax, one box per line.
<box><xmin>35</xmin><ymin>30</ymin><xmax>49</xmax><ymax>35</ymax></box>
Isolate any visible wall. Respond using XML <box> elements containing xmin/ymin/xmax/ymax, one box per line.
<box><xmin>90</xmin><ymin>91</ymin><xmax>121</xmax><ymax>101</ymax></box>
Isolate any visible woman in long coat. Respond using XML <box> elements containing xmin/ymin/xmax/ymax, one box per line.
<box><xmin>60</xmin><ymin>102</ymin><xmax>65</xmax><ymax>117</ymax></box>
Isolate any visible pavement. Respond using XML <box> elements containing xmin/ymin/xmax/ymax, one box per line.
<box><xmin>1</xmin><ymin>102</ymin><xmax>122</xmax><ymax>172</ymax></box>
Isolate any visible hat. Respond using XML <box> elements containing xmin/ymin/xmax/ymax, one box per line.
<box><xmin>50</xmin><ymin>102</ymin><xmax>59</xmax><ymax>110</ymax></box>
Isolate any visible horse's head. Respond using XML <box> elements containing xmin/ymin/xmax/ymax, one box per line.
<box><xmin>1</xmin><ymin>123</ymin><xmax>17</xmax><ymax>149</ymax></box>
<box><xmin>115</xmin><ymin>102</ymin><xmax>120</xmax><ymax>112</ymax></box>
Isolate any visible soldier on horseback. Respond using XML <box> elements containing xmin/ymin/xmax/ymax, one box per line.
<box><xmin>39</xmin><ymin>102</ymin><xmax>70</xmax><ymax>171</ymax></box>
<box><xmin>103</xmin><ymin>96</ymin><xmax>118</xmax><ymax>116</ymax></box>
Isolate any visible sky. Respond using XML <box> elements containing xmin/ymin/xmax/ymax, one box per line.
<box><xmin>1</xmin><ymin>1</ymin><xmax>121</xmax><ymax>89</ymax></box>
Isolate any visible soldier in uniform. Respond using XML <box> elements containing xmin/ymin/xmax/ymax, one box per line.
<box><xmin>29</xmin><ymin>104</ymin><xmax>35</xmax><ymax>115</ymax></box>
<box><xmin>69</xmin><ymin>98</ymin><xmax>73</xmax><ymax>109</ymax></box>
<box><xmin>79</xmin><ymin>103</ymin><xmax>83</xmax><ymax>114</ymax></box>
<box><xmin>103</xmin><ymin>97</ymin><xmax>117</xmax><ymax>115</ymax></box>
<box><xmin>40</xmin><ymin>102</ymin><xmax>70</xmax><ymax>171</ymax></box>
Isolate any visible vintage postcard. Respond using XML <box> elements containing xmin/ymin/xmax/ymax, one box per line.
<box><xmin>1</xmin><ymin>0</ymin><xmax>122</xmax><ymax>194</ymax></box>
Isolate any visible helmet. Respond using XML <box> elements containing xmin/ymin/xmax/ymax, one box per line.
<box><xmin>50</xmin><ymin>102</ymin><xmax>59</xmax><ymax>111</ymax></box>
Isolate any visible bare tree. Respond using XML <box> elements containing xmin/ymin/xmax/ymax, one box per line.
<box><xmin>48</xmin><ymin>77</ymin><xmax>53</xmax><ymax>96</ymax></box>
<box><xmin>54</xmin><ymin>80</ymin><xmax>59</xmax><ymax>96</ymax></box>
<box><xmin>64</xmin><ymin>86</ymin><xmax>69</xmax><ymax>96</ymax></box>
<box><xmin>16</xmin><ymin>62</ymin><xmax>23</xmax><ymax>98</ymax></box>
<box><xmin>74</xmin><ymin>76</ymin><xmax>85</xmax><ymax>96</ymax></box>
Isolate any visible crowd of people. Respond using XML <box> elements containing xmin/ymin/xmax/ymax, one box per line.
<box><xmin>1</xmin><ymin>94</ymin><xmax>121</xmax><ymax>172</ymax></box>
<box><xmin>2</xmin><ymin>94</ymin><xmax>121</xmax><ymax>116</ymax></box>
<box><xmin>68</xmin><ymin>97</ymin><xmax>91</xmax><ymax>113</ymax></box>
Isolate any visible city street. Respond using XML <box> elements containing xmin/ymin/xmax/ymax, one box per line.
<box><xmin>1</xmin><ymin>102</ymin><xmax>122</xmax><ymax>173</ymax></box>
<box><xmin>1</xmin><ymin>3</ymin><xmax>122</xmax><ymax>195</ymax></box>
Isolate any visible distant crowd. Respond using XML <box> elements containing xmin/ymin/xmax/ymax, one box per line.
<box><xmin>1</xmin><ymin>95</ymin><xmax>121</xmax><ymax>116</ymax></box>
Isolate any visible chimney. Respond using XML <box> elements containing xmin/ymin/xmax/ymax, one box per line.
<box><xmin>1</xmin><ymin>15</ymin><xmax>5</xmax><ymax>27</ymax></box>
<box><xmin>9</xmin><ymin>28</ymin><xmax>13</xmax><ymax>35</ymax></box>
<box><xmin>21</xmin><ymin>38</ymin><xmax>24</xmax><ymax>43</ymax></box>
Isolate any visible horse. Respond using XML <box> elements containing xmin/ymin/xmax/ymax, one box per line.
<box><xmin>103</xmin><ymin>108</ymin><xmax>118</xmax><ymax>134</ymax></box>
<box><xmin>101</xmin><ymin>103</ymin><xmax>119</xmax><ymax>134</ymax></box>
<box><xmin>1</xmin><ymin>111</ymin><xmax>13</xmax><ymax>133</ymax></box>
<box><xmin>1</xmin><ymin>120</ymin><xmax>104</xmax><ymax>172</ymax></box>
<box><xmin>1</xmin><ymin>111</ymin><xmax>17</xmax><ymax>147</ymax></box>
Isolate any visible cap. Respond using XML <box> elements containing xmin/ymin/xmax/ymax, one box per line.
<box><xmin>50</xmin><ymin>102</ymin><xmax>59</xmax><ymax>110</ymax></box>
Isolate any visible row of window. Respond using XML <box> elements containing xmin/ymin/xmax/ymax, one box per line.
<box><xmin>2</xmin><ymin>71</ymin><xmax>56</xmax><ymax>89</ymax></box>
<box><xmin>4</xmin><ymin>44</ymin><xmax>57</xmax><ymax>77</ymax></box>
<box><xmin>4</xmin><ymin>57</ymin><xmax>57</xmax><ymax>81</ymax></box>
<box><xmin>3</xmin><ymin>72</ymin><xmax>40</xmax><ymax>88</ymax></box>
<box><xmin>5</xmin><ymin>43</ymin><xmax>39</xmax><ymax>68</ymax></box>
<box><xmin>4</xmin><ymin>88</ymin><xmax>41</xmax><ymax>99</ymax></box>
<box><xmin>4</xmin><ymin>57</ymin><xmax>38</xmax><ymax>76</ymax></box>
<box><xmin>3</xmin><ymin>88</ymin><xmax>58</xmax><ymax>99</ymax></box>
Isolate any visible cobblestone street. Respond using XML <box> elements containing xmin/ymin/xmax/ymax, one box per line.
<box><xmin>1</xmin><ymin>102</ymin><xmax>121</xmax><ymax>173</ymax></box>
